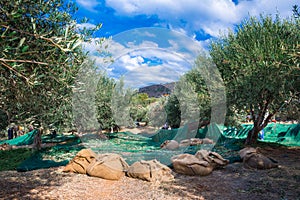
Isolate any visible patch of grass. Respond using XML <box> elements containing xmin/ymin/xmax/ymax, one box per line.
<box><xmin>0</xmin><ymin>149</ymin><xmax>33</xmax><ymax>171</ymax></box>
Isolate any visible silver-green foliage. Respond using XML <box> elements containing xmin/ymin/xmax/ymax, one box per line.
<box><xmin>0</xmin><ymin>0</ymin><xmax>101</xmax><ymax>129</ymax></box>
<box><xmin>210</xmin><ymin>14</ymin><xmax>300</xmax><ymax>143</ymax></box>
<box><xmin>95</xmin><ymin>72</ymin><xmax>116</xmax><ymax>130</ymax></box>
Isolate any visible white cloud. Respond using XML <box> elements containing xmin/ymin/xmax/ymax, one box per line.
<box><xmin>106</xmin><ymin>0</ymin><xmax>298</xmax><ymax>37</ymax></box>
<box><xmin>118</xmin><ymin>55</ymin><xmax>145</xmax><ymax>71</ymax></box>
<box><xmin>98</xmin><ymin>27</ymin><xmax>204</xmax><ymax>65</ymax></box>
<box><xmin>76</xmin><ymin>0</ymin><xmax>100</xmax><ymax>12</ymax></box>
<box><xmin>126</xmin><ymin>41</ymin><xmax>159</xmax><ymax>49</ymax></box>
<box><xmin>107</xmin><ymin>48</ymin><xmax>192</xmax><ymax>88</ymax></box>
<box><xmin>82</xmin><ymin>27</ymin><xmax>202</xmax><ymax>87</ymax></box>
<box><xmin>143</xmin><ymin>31</ymin><xmax>157</xmax><ymax>38</ymax></box>
<box><xmin>123</xmin><ymin>64</ymin><xmax>183</xmax><ymax>88</ymax></box>
<box><xmin>76</xmin><ymin>23</ymin><xmax>97</xmax><ymax>30</ymax></box>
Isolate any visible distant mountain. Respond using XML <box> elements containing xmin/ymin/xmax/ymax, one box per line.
<box><xmin>138</xmin><ymin>82</ymin><xmax>176</xmax><ymax>98</ymax></box>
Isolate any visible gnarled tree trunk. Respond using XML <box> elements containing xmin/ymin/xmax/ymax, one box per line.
<box><xmin>245</xmin><ymin>127</ymin><xmax>261</xmax><ymax>145</ymax></box>
<box><xmin>245</xmin><ymin>102</ymin><xmax>274</xmax><ymax>145</ymax></box>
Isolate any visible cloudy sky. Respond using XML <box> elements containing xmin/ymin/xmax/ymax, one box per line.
<box><xmin>74</xmin><ymin>0</ymin><xmax>298</xmax><ymax>88</ymax></box>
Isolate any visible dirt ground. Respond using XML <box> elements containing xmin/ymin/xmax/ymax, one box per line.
<box><xmin>0</xmin><ymin>144</ymin><xmax>299</xmax><ymax>200</ymax></box>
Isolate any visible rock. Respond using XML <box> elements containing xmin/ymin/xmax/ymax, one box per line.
<box><xmin>239</xmin><ymin>147</ymin><xmax>278</xmax><ymax>169</ymax></box>
<box><xmin>160</xmin><ymin>140</ymin><xmax>179</xmax><ymax>150</ymax></box>
<box><xmin>63</xmin><ymin>149</ymin><xmax>97</xmax><ymax>174</ymax></box>
<box><xmin>86</xmin><ymin>153</ymin><xmax>129</xmax><ymax>180</ymax></box>
<box><xmin>127</xmin><ymin>159</ymin><xmax>174</xmax><ymax>182</ymax></box>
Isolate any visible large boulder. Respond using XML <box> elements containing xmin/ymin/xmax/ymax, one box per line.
<box><xmin>127</xmin><ymin>159</ymin><xmax>174</xmax><ymax>182</ymax></box>
<box><xmin>63</xmin><ymin>149</ymin><xmax>97</xmax><ymax>174</ymax></box>
<box><xmin>239</xmin><ymin>147</ymin><xmax>278</xmax><ymax>169</ymax></box>
<box><xmin>86</xmin><ymin>153</ymin><xmax>129</xmax><ymax>180</ymax></box>
<box><xmin>160</xmin><ymin>140</ymin><xmax>179</xmax><ymax>150</ymax></box>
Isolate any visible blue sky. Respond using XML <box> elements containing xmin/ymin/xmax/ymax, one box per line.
<box><xmin>74</xmin><ymin>0</ymin><xmax>298</xmax><ymax>88</ymax></box>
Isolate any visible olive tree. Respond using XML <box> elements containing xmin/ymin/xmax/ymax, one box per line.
<box><xmin>164</xmin><ymin>94</ymin><xmax>181</xmax><ymax>128</ymax></box>
<box><xmin>95</xmin><ymin>72</ymin><xmax>117</xmax><ymax>131</ymax></box>
<box><xmin>129</xmin><ymin>93</ymin><xmax>152</xmax><ymax>123</ymax></box>
<box><xmin>0</xmin><ymin>0</ymin><xmax>101</xmax><ymax>129</ymax></box>
<box><xmin>111</xmin><ymin>78</ymin><xmax>135</xmax><ymax>128</ymax></box>
<box><xmin>210</xmin><ymin>14</ymin><xmax>300</xmax><ymax>144</ymax></box>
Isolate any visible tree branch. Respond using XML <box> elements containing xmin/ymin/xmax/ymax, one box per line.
<box><xmin>250</xmin><ymin>104</ymin><xmax>256</xmax><ymax>123</ymax></box>
<box><xmin>262</xmin><ymin>113</ymin><xmax>273</xmax><ymax>128</ymax></box>
<box><xmin>0</xmin><ymin>58</ymin><xmax>48</xmax><ymax>65</ymax></box>
<box><xmin>0</xmin><ymin>61</ymin><xmax>32</xmax><ymax>83</ymax></box>
<box><xmin>1</xmin><ymin>24</ymin><xmax>71</xmax><ymax>52</ymax></box>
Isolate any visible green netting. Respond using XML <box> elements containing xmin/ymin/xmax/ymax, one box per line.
<box><xmin>195</xmin><ymin>126</ymin><xmax>209</xmax><ymax>138</ymax></box>
<box><xmin>13</xmin><ymin>123</ymin><xmax>300</xmax><ymax>172</ymax></box>
<box><xmin>17</xmin><ymin>153</ymin><xmax>69</xmax><ymax>172</ymax></box>
<box><xmin>0</xmin><ymin>130</ymin><xmax>38</xmax><ymax>146</ymax></box>
<box><xmin>17</xmin><ymin>135</ymin><xmax>83</xmax><ymax>172</ymax></box>
<box><xmin>222</xmin><ymin>123</ymin><xmax>300</xmax><ymax>146</ymax></box>
<box><xmin>151</xmin><ymin>129</ymin><xmax>179</xmax><ymax>143</ymax></box>
<box><xmin>84</xmin><ymin>131</ymin><xmax>184</xmax><ymax>166</ymax></box>
<box><xmin>206</xmin><ymin>123</ymin><xmax>225</xmax><ymax>142</ymax></box>
<box><xmin>17</xmin><ymin>131</ymin><xmax>215</xmax><ymax>171</ymax></box>
<box><xmin>173</xmin><ymin>124</ymin><xmax>194</xmax><ymax>141</ymax></box>
<box><xmin>81</xmin><ymin>130</ymin><xmax>239</xmax><ymax>166</ymax></box>
<box><xmin>151</xmin><ymin>123</ymin><xmax>200</xmax><ymax>144</ymax></box>
<box><xmin>42</xmin><ymin>134</ymin><xmax>79</xmax><ymax>143</ymax></box>
<box><xmin>222</xmin><ymin>124</ymin><xmax>254</xmax><ymax>139</ymax></box>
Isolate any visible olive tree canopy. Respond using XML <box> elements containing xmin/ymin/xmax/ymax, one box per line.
<box><xmin>0</xmin><ymin>0</ymin><xmax>101</xmax><ymax>130</ymax></box>
<box><xmin>210</xmin><ymin>14</ymin><xmax>300</xmax><ymax>144</ymax></box>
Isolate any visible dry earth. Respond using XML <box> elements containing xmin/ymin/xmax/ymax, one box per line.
<box><xmin>0</xmin><ymin>145</ymin><xmax>299</xmax><ymax>200</ymax></box>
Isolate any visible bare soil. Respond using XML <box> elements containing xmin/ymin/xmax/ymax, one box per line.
<box><xmin>0</xmin><ymin>145</ymin><xmax>299</xmax><ymax>200</ymax></box>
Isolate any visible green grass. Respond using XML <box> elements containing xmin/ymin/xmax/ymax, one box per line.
<box><xmin>0</xmin><ymin>148</ymin><xmax>33</xmax><ymax>171</ymax></box>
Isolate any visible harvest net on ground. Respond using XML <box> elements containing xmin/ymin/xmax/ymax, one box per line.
<box><xmin>0</xmin><ymin>123</ymin><xmax>299</xmax><ymax>171</ymax></box>
<box><xmin>0</xmin><ymin>129</ymin><xmax>38</xmax><ymax>146</ymax></box>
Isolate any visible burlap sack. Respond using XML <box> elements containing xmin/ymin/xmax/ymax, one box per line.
<box><xmin>239</xmin><ymin>147</ymin><xmax>257</xmax><ymax>158</ymax></box>
<box><xmin>127</xmin><ymin>159</ymin><xmax>174</xmax><ymax>182</ymax></box>
<box><xmin>239</xmin><ymin>147</ymin><xmax>278</xmax><ymax>169</ymax></box>
<box><xmin>160</xmin><ymin>140</ymin><xmax>179</xmax><ymax>150</ymax></box>
<box><xmin>195</xmin><ymin>150</ymin><xmax>229</xmax><ymax>168</ymax></box>
<box><xmin>189</xmin><ymin>138</ymin><xmax>203</xmax><ymax>146</ymax></box>
<box><xmin>201</xmin><ymin>138</ymin><xmax>214</xmax><ymax>144</ymax></box>
<box><xmin>0</xmin><ymin>143</ymin><xmax>12</xmax><ymax>151</ymax></box>
<box><xmin>63</xmin><ymin>149</ymin><xmax>97</xmax><ymax>174</ymax></box>
<box><xmin>179</xmin><ymin>138</ymin><xmax>203</xmax><ymax>147</ymax></box>
<box><xmin>179</xmin><ymin>138</ymin><xmax>214</xmax><ymax>147</ymax></box>
<box><xmin>171</xmin><ymin>154</ymin><xmax>214</xmax><ymax>176</ymax></box>
<box><xmin>179</xmin><ymin>139</ymin><xmax>191</xmax><ymax>147</ymax></box>
<box><xmin>86</xmin><ymin>153</ymin><xmax>129</xmax><ymax>180</ymax></box>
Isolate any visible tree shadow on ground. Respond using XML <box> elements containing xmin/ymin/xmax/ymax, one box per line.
<box><xmin>158</xmin><ymin>146</ymin><xmax>300</xmax><ymax>200</ymax></box>
<box><xmin>0</xmin><ymin>168</ymin><xmax>73</xmax><ymax>199</ymax></box>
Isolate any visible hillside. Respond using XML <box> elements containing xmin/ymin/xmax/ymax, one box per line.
<box><xmin>138</xmin><ymin>82</ymin><xmax>175</xmax><ymax>98</ymax></box>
